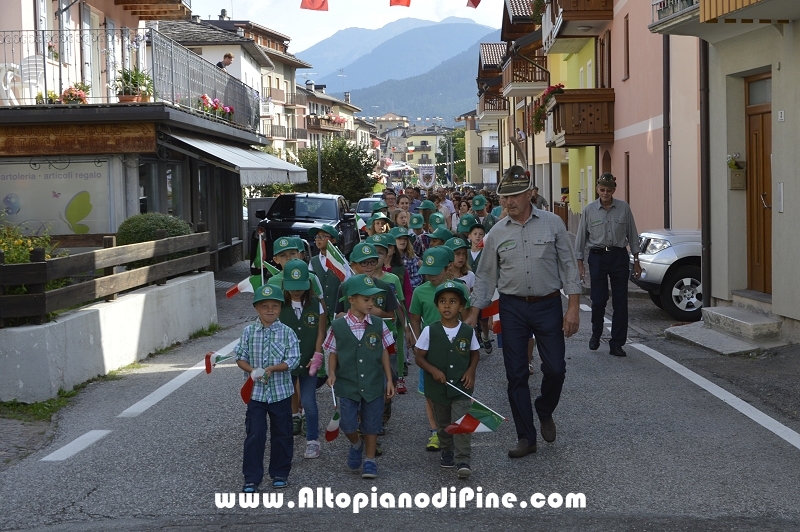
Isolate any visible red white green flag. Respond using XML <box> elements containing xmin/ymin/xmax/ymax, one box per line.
<box><xmin>356</xmin><ymin>216</ymin><xmax>367</xmax><ymax>233</ymax></box>
<box><xmin>204</xmin><ymin>350</ymin><xmax>235</xmax><ymax>374</ymax></box>
<box><xmin>324</xmin><ymin>244</ymin><xmax>352</xmax><ymax>282</ymax></box>
<box><xmin>390</xmin><ymin>0</ymin><xmax>411</xmax><ymax>5</ymax></box>
<box><xmin>445</xmin><ymin>401</ymin><xmax>504</xmax><ymax>434</ymax></box>
<box><xmin>325</xmin><ymin>409</ymin><xmax>340</xmax><ymax>441</ymax></box>
<box><xmin>300</xmin><ymin>0</ymin><xmax>328</xmax><ymax>10</ymax></box>
<box><xmin>225</xmin><ymin>275</ymin><xmax>262</xmax><ymax>299</ymax></box>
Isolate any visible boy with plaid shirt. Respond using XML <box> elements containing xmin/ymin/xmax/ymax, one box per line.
<box><xmin>236</xmin><ymin>284</ymin><xmax>300</xmax><ymax>492</ymax></box>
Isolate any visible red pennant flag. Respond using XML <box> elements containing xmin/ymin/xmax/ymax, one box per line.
<box><xmin>467</xmin><ymin>0</ymin><xmax>481</xmax><ymax>7</ymax></box>
<box><xmin>390</xmin><ymin>0</ymin><xmax>411</xmax><ymax>6</ymax></box>
<box><xmin>300</xmin><ymin>0</ymin><xmax>328</xmax><ymax>10</ymax></box>
<box><xmin>240</xmin><ymin>377</ymin><xmax>254</xmax><ymax>404</ymax></box>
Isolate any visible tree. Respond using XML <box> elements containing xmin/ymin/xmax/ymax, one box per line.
<box><xmin>295</xmin><ymin>136</ymin><xmax>379</xmax><ymax>203</ymax></box>
<box><xmin>436</xmin><ymin>128</ymin><xmax>466</xmax><ymax>184</ymax></box>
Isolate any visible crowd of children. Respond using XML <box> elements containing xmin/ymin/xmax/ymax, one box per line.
<box><xmin>234</xmin><ymin>190</ymin><xmax>496</xmax><ymax>492</ymax></box>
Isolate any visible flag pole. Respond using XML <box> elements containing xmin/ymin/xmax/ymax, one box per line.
<box><xmin>258</xmin><ymin>232</ymin><xmax>265</xmax><ymax>287</ymax></box>
<box><xmin>445</xmin><ymin>382</ymin><xmax>507</xmax><ymax>420</ymax></box>
<box><xmin>330</xmin><ymin>385</ymin><xmax>337</xmax><ymax>408</ymax></box>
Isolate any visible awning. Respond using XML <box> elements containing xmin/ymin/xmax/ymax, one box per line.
<box><xmin>166</xmin><ymin>134</ymin><xmax>308</xmax><ymax>185</ymax></box>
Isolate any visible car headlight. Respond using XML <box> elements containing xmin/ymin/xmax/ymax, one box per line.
<box><xmin>643</xmin><ymin>238</ymin><xmax>671</xmax><ymax>255</ymax></box>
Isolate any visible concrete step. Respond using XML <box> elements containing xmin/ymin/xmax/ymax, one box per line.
<box><xmin>665</xmin><ymin>322</ymin><xmax>762</xmax><ymax>356</ymax></box>
<box><xmin>701</xmin><ymin>306</ymin><xmax>781</xmax><ymax>340</ymax></box>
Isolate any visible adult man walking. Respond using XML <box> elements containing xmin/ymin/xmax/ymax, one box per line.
<box><xmin>575</xmin><ymin>173</ymin><xmax>641</xmax><ymax>357</ymax></box>
<box><xmin>531</xmin><ymin>186</ymin><xmax>549</xmax><ymax>211</ymax></box>
<box><xmin>408</xmin><ymin>187</ymin><xmax>422</xmax><ymax>214</ymax></box>
<box><xmin>466</xmin><ymin>166</ymin><xmax>581</xmax><ymax>458</ymax></box>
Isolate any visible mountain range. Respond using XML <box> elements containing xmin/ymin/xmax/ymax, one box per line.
<box><xmin>340</xmin><ymin>29</ymin><xmax>501</xmax><ymax>126</ymax></box>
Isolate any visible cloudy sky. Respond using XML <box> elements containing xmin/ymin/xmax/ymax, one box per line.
<box><xmin>188</xmin><ymin>0</ymin><xmax>503</xmax><ymax>53</ymax></box>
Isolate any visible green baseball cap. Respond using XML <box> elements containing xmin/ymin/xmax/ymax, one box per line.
<box><xmin>456</xmin><ymin>214</ymin><xmax>478</xmax><ymax>233</ymax></box>
<box><xmin>434</xmin><ymin>279</ymin><xmax>469</xmax><ymax>304</ymax></box>
<box><xmin>253</xmin><ymin>283</ymin><xmax>285</xmax><ymax>305</ymax></box>
<box><xmin>425</xmin><ymin>227</ymin><xmax>454</xmax><ymax>242</ymax></box>
<box><xmin>292</xmin><ymin>237</ymin><xmax>306</xmax><ymax>252</ymax></box>
<box><xmin>471</xmin><ymin>195</ymin><xmax>487</xmax><ymax>210</ymax></box>
<box><xmin>343</xmin><ymin>274</ymin><xmax>386</xmax><ymax>298</ymax></box>
<box><xmin>389</xmin><ymin>226</ymin><xmax>415</xmax><ymax>244</ymax></box>
<box><xmin>368</xmin><ymin>233</ymin><xmax>389</xmax><ymax>249</ymax></box>
<box><xmin>418</xmin><ymin>247</ymin><xmax>451</xmax><ymax>275</ymax></box>
<box><xmin>273</xmin><ymin>236</ymin><xmax>296</xmax><ymax>256</ymax></box>
<box><xmin>409</xmin><ymin>213</ymin><xmax>424</xmax><ymax>229</ymax></box>
<box><xmin>282</xmin><ymin>258</ymin><xmax>311</xmax><ymax>291</ymax></box>
<box><xmin>419</xmin><ymin>200</ymin><xmax>436</xmax><ymax>211</ymax></box>
<box><xmin>445</xmin><ymin>237</ymin><xmax>468</xmax><ymax>251</ymax></box>
<box><xmin>429</xmin><ymin>212</ymin><xmax>447</xmax><ymax>230</ymax></box>
<box><xmin>350</xmin><ymin>242</ymin><xmax>379</xmax><ymax>263</ymax></box>
<box><xmin>308</xmin><ymin>224</ymin><xmax>338</xmax><ymax>240</ymax></box>
<box><xmin>368</xmin><ymin>212</ymin><xmax>391</xmax><ymax>226</ymax></box>
<box><xmin>371</xmin><ymin>200</ymin><xmax>389</xmax><ymax>213</ymax></box>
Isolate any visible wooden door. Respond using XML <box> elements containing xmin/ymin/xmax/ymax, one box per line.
<box><xmin>745</xmin><ymin>73</ymin><xmax>772</xmax><ymax>294</ymax></box>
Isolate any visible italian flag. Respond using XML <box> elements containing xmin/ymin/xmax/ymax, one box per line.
<box><xmin>324</xmin><ymin>409</ymin><xmax>340</xmax><ymax>441</ymax></box>
<box><xmin>300</xmin><ymin>0</ymin><xmax>328</xmax><ymax>10</ymax></box>
<box><xmin>204</xmin><ymin>351</ymin><xmax>235</xmax><ymax>374</ymax></box>
<box><xmin>251</xmin><ymin>233</ymin><xmax>281</xmax><ymax>277</ymax></box>
<box><xmin>225</xmin><ymin>275</ymin><xmax>262</xmax><ymax>299</ymax></box>
<box><xmin>324</xmin><ymin>244</ymin><xmax>352</xmax><ymax>282</ymax></box>
<box><xmin>445</xmin><ymin>401</ymin><xmax>504</xmax><ymax>434</ymax></box>
<box><xmin>356</xmin><ymin>217</ymin><xmax>367</xmax><ymax>233</ymax></box>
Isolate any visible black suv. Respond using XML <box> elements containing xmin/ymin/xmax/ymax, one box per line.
<box><xmin>250</xmin><ymin>193</ymin><xmax>358</xmax><ymax>271</ymax></box>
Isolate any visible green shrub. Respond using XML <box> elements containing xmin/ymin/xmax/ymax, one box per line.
<box><xmin>116</xmin><ymin>213</ymin><xmax>194</xmax><ymax>269</ymax></box>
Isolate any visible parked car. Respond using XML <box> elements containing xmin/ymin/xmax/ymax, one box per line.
<box><xmin>630</xmin><ymin>229</ymin><xmax>702</xmax><ymax>322</ymax></box>
<box><xmin>250</xmin><ymin>193</ymin><xmax>358</xmax><ymax>274</ymax></box>
<box><xmin>355</xmin><ymin>197</ymin><xmax>382</xmax><ymax>236</ymax></box>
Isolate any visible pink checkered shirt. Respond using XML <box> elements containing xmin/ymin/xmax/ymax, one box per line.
<box><xmin>322</xmin><ymin>311</ymin><xmax>393</xmax><ymax>355</ymax></box>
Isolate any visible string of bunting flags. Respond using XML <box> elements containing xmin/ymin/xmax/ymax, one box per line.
<box><xmin>301</xmin><ymin>0</ymin><xmax>481</xmax><ymax>10</ymax></box>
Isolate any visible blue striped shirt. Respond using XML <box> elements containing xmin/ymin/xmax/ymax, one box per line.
<box><xmin>235</xmin><ymin>320</ymin><xmax>300</xmax><ymax>404</ymax></box>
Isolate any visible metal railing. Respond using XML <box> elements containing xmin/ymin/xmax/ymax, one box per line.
<box><xmin>651</xmin><ymin>0</ymin><xmax>699</xmax><ymax>22</ymax></box>
<box><xmin>268</xmin><ymin>124</ymin><xmax>287</xmax><ymax>138</ymax></box>
<box><xmin>0</xmin><ymin>29</ymin><xmax>260</xmax><ymax>131</ymax></box>
<box><xmin>307</xmin><ymin>116</ymin><xmax>345</xmax><ymax>130</ymax></box>
<box><xmin>284</xmin><ymin>92</ymin><xmax>307</xmax><ymax>107</ymax></box>
<box><xmin>478</xmin><ymin>148</ymin><xmax>499</xmax><ymax>165</ymax></box>
<box><xmin>287</xmin><ymin>127</ymin><xmax>308</xmax><ymax>140</ymax></box>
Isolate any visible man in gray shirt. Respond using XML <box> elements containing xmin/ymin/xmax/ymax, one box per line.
<box><xmin>466</xmin><ymin>165</ymin><xmax>581</xmax><ymax>459</ymax></box>
<box><xmin>531</xmin><ymin>186</ymin><xmax>549</xmax><ymax>211</ymax></box>
<box><xmin>575</xmin><ymin>172</ymin><xmax>641</xmax><ymax>357</ymax></box>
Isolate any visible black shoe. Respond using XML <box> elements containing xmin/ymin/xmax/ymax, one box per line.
<box><xmin>609</xmin><ymin>346</ymin><xmax>627</xmax><ymax>357</ymax></box>
<box><xmin>540</xmin><ymin>417</ymin><xmax>556</xmax><ymax>443</ymax></box>
<box><xmin>440</xmin><ymin>451</ymin><xmax>455</xmax><ymax>468</ymax></box>
<box><xmin>508</xmin><ymin>438</ymin><xmax>537</xmax><ymax>458</ymax></box>
<box><xmin>589</xmin><ymin>336</ymin><xmax>600</xmax><ymax>350</ymax></box>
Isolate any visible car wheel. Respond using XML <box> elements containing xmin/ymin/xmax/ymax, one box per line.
<box><xmin>660</xmin><ymin>265</ymin><xmax>702</xmax><ymax>321</ymax></box>
<box><xmin>648</xmin><ymin>291</ymin><xmax>664</xmax><ymax>309</ymax></box>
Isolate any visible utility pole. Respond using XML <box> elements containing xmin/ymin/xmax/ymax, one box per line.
<box><xmin>317</xmin><ymin>136</ymin><xmax>322</xmax><ymax>193</ymax></box>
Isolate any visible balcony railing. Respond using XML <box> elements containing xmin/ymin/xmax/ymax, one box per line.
<box><xmin>287</xmin><ymin>127</ymin><xmax>308</xmax><ymax>140</ymax></box>
<box><xmin>543</xmin><ymin>0</ymin><xmax>614</xmax><ymax>53</ymax></box>
<box><xmin>652</xmin><ymin>0</ymin><xmax>699</xmax><ymax>22</ymax></box>
<box><xmin>545</xmin><ymin>88</ymin><xmax>615</xmax><ymax>148</ymax></box>
<box><xmin>414</xmin><ymin>145</ymin><xmax>432</xmax><ymax>152</ymax></box>
<box><xmin>268</xmin><ymin>87</ymin><xmax>285</xmax><ymax>102</ymax></box>
<box><xmin>284</xmin><ymin>92</ymin><xmax>307</xmax><ymax>107</ymax></box>
<box><xmin>477</xmin><ymin>148</ymin><xmax>499</xmax><ymax>165</ymax></box>
<box><xmin>478</xmin><ymin>94</ymin><xmax>509</xmax><ymax>118</ymax></box>
<box><xmin>267</xmin><ymin>124</ymin><xmax>287</xmax><ymax>138</ymax></box>
<box><xmin>307</xmin><ymin>116</ymin><xmax>345</xmax><ymax>131</ymax></box>
<box><xmin>502</xmin><ymin>56</ymin><xmax>549</xmax><ymax>98</ymax></box>
<box><xmin>0</xmin><ymin>29</ymin><xmax>260</xmax><ymax>132</ymax></box>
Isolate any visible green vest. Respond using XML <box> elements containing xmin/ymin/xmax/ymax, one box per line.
<box><xmin>423</xmin><ymin>322</ymin><xmax>474</xmax><ymax>405</ymax></box>
<box><xmin>331</xmin><ymin>318</ymin><xmax>385</xmax><ymax>402</ymax></box>
<box><xmin>468</xmin><ymin>249</ymin><xmax>481</xmax><ymax>272</ymax></box>
<box><xmin>280</xmin><ymin>301</ymin><xmax>321</xmax><ymax>377</ymax></box>
<box><xmin>310</xmin><ymin>255</ymin><xmax>341</xmax><ymax>320</ymax></box>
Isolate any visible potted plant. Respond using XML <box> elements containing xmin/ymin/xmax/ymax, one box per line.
<box><xmin>35</xmin><ymin>90</ymin><xmax>60</xmax><ymax>104</ymax></box>
<box><xmin>60</xmin><ymin>86</ymin><xmax>88</xmax><ymax>105</ymax></box>
<box><xmin>116</xmin><ymin>66</ymin><xmax>152</xmax><ymax>103</ymax></box>
<box><xmin>139</xmin><ymin>75</ymin><xmax>154</xmax><ymax>103</ymax></box>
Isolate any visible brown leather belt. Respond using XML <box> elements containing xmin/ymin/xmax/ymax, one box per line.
<box><xmin>504</xmin><ymin>291</ymin><xmax>561</xmax><ymax>304</ymax></box>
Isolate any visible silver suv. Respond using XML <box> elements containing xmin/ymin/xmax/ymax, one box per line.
<box><xmin>630</xmin><ymin>229</ymin><xmax>702</xmax><ymax>321</ymax></box>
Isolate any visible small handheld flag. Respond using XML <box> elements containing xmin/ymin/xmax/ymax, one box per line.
<box><xmin>443</xmin><ymin>382</ymin><xmax>506</xmax><ymax>434</ymax></box>
<box><xmin>204</xmin><ymin>351</ymin><xmax>235</xmax><ymax>374</ymax></box>
<box><xmin>325</xmin><ymin>386</ymin><xmax>340</xmax><ymax>442</ymax></box>
<box><xmin>356</xmin><ymin>217</ymin><xmax>367</xmax><ymax>234</ymax></box>
<box><xmin>240</xmin><ymin>368</ymin><xmax>265</xmax><ymax>404</ymax></box>
<box><xmin>225</xmin><ymin>275</ymin><xmax>262</xmax><ymax>299</ymax></box>
<box><xmin>324</xmin><ymin>244</ymin><xmax>353</xmax><ymax>282</ymax></box>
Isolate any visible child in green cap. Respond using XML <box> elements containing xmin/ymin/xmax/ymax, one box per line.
<box><xmin>324</xmin><ymin>274</ymin><xmax>395</xmax><ymax>479</ymax></box>
<box><xmin>415</xmin><ymin>280</ymin><xmax>480</xmax><ymax>480</ymax></box>
<box><xmin>235</xmin><ymin>284</ymin><xmax>300</xmax><ymax>492</ymax></box>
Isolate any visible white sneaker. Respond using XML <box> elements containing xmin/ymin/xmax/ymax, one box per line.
<box><xmin>304</xmin><ymin>440</ymin><xmax>321</xmax><ymax>459</ymax></box>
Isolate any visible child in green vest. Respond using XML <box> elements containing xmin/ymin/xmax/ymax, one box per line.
<box><xmin>235</xmin><ymin>284</ymin><xmax>300</xmax><ymax>492</ymax></box>
<box><xmin>280</xmin><ymin>259</ymin><xmax>327</xmax><ymax>460</ymax></box>
<box><xmin>323</xmin><ymin>274</ymin><xmax>395</xmax><ymax>479</ymax></box>
<box><xmin>464</xmin><ymin>218</ymin><xmax>492</xmax><ymax>352</ymax></box>
<box><xmin>308</xmin><ymin>224</ymin><xmax>342</xmax><ymax>323</ymax></box>
<box><xmin>410</xmin><ymin>247</ymin><xmax>457</xmax><ymax>452</ymax></box>
<box><xmin>415</xmin><ymin>280</ymin><xmax>480</xmax><ymax>480</ymax></box>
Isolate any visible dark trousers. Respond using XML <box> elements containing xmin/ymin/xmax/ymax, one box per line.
<box><xmin>587</xmin><ymin>248</ymin><xmax>629</xmax><ymax>349</ymax></box>
<box><xmin>498</xmin><ymin>294</ymin><xmax>566</xmax><ymax>444</ymax></box>
<box><xmin>242</xmin><ymin>397</ymin><xmax>293</xmax><ymax>485</ymax></box>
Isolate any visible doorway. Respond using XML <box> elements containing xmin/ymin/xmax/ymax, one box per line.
<box><xmin>744</xmin><ymin>73</ymin><xmax>772</xmax><ymax>294</ymax></box>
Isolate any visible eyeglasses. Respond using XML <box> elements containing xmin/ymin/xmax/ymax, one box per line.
<box><xmin>359</xmin><ymin>259</ymin><xmax>378</xmax><ymax>267</ymax></box>
<box><xmin>314</xmin><ymin>234</ymin><xmax>331</xmax><ymax>240</ymax></box>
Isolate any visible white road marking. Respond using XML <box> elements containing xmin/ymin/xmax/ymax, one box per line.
<box><xmin>41</xmin><ymin>430</ymin><xmax>112</xmax><ymax>461</ymax></box>
<box><xmin>603</xmin><ymin>318</ymin><xmax>612</xmax><ymax>324</ymax></box>
<box><xmin>630</xmin><ymin>343</ymin><xmax>800</xmax><ymax>451</ymax></box>
<box><xmin>118</xmin><ymin>339</ymin><xmax>239</xmax><ymax>418</ymax></box>
<box><xmin>580</xmin><ymin>304</ymin><xmax>592</xmax><ymax>312</ymax></box>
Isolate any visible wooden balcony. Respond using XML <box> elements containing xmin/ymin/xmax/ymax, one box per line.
<box><xmin>268</xmin><ymin>87</ymin><xmax>285</xmax><ymax>103</ymax></box>
<box><xmin>477</xmin><ymin>94</ymin><xmax>509</xmax><ymax>120</ymax></box>
<box><xmin>117</xmin><ymin>0</ymin><xmax>191</xmax><ymax>20</ymax></box>
<box><xmin>307</xmin><ymin>116</ymin><xmax>345</xmax><ymax>132</ymax></box>
<box><xmin>502</xmin><ymin>56</ymin><xmax>548</xmax><ymax>99</ymax></box>
<box><xmin>543</xmin><ymin>0</ymin><xmax>614</xmax><ymax>54</ymax></box>
<box><xmin>545</xmin><ymin>89</ymin><xmax>614</xmax><ymax>148</ymax></box>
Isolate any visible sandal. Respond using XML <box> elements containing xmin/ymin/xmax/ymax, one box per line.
<box><xmin>272</xmin><ymin>477</ymin><xmax>288</xmax><ymax>489</ymax></box>
<box><xmin>242</xmin><ymin>483</ymin><xmax>259</xmax><ymax>493</ymax></box>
